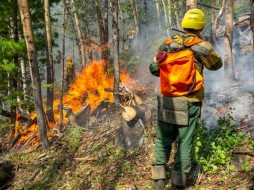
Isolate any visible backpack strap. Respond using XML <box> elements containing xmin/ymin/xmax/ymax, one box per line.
<box><xmin>183</xmin><ymin>36</ymin><xmax>203</xmax><ymax>96</ymax></box>
<box><xmin>185</xmin><ymin>37</ymin><xmax>203</xmax><ymax>47</ymax></box>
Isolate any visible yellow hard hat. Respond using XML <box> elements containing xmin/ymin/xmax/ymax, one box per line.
<box><xmin>181</xmin><ymin>8</ymin><xmax>206</xmax><ymax>30</ymax></box>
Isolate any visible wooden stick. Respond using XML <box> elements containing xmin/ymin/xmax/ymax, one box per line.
<box><xmin>138</xmin><ymin>119</ymin><xmax>148</xmax><ymax>152</ymax></box>
<box><xmin>20</xmin><ymin>132</ymin><xmax>36</xmax><ymax>150</ymax></box>
<box><xmin>233</xmin><ymin>151</ymin><xmax>254</xmax><ymax>156</ymax></box>
<box><xmin>198</xmin><ymin>1</ymin><xmax>220</xmax><ymax>10</ymax></box>
<box><xmin>197</xmin><ymin>172</ymin><xmax>205</xmax><ymax>184</ymax></box>
<box><xmin>25</xmin><ymin>168</ymin><xmax>41</xmax><ymax>184</ymax></box>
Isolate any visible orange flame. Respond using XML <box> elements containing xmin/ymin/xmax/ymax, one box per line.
<box><xmin>12</xmin><ymin>60</ymin><xmax>132</xmax><ymax>148</ymax></box>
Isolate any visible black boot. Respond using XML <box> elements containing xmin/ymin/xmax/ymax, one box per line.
<box><xmin>152</xmin><ymin>165</ymin><xmax>167</xmax><ymax>190</ymax></box>
<box><xmin>152</xmin><ymin>179</ymin><xmax>165</xmax><ymax>190</ymax></box>
<box><xmin>171</xmin><ymin>170</ymin><xmax>187</xmax><ymax>190</ymax></box>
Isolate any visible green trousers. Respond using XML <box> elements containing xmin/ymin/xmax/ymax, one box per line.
<box><xmin>154</xmin><ymin>102</ymin><xmax>201</xmax><ymax>173</ymax></box>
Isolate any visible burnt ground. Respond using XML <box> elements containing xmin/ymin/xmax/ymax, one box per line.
<box><xmin>1</xmin><ymin>87</ymin><xmax>254</xmax><ymax>190</ymax></box>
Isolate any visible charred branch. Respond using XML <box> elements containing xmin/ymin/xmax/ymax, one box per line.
<box><xmin>25</xmin><ymin>168</ymin><xmax>41</xmax><ymax>185</ymax></box>
<box><xmin>198</xmin><ymin>1</ymin><xmax>220</xmax><ymax>10</ymax></box>
<box><xmin>91</xmin><ymin>99</ymin><xmax>112</xmax><ymax>116</ymax></box>
<box><xmin>64</xmin><ymin>103</ymin><xmax>91</xmax><ymax>127</ymax></box>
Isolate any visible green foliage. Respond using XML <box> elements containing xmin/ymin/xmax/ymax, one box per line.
<box><xmin>0</xmin><ymin>37</ymin><xmax>29</xmax><ymax>110</ymax></box>
<box><xmin>194</xmin><ymin>114</ymin><xmax>250</xmax><ymax>174</ymax></box>
<box><xmin>65</xmin><ymin>126</ymin><xmax>83</xmax><ymax>151</ymax></box>
<box><xmin>248</xmin><ymin>140</ymin><xmax>254</xmax><ymax>150</ymax></box>
<box><xmin>242</xmin><ymin>161</ymin><xmax>251</xmax><ymax>171</ymax></box>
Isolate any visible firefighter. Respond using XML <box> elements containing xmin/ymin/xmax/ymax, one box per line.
<box><xmin>64</xmin><ymin>56</ymin><xmax>75</xmax><ymax>92</ymax></box>
<box><xmin>127</xmin><ymin>26</ymin><xmax>136</xmax><ymax>48</ymax></box>
<box><xmin>149</xmin><ymin>9</ymin><xmax>223</xmax><ymax>189</ymax></box>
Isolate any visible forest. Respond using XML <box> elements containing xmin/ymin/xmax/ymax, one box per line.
<box><xmin>0</xmin><ymin>0</ymin><xmax>254</xmax><ymax>189</ymax></box>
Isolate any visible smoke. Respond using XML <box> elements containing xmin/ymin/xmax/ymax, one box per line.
<box><xmin>128</xmin><ymin>18</ymin><xmax>254</xmax><ymax>129</ymax></box>
<box><xmin>201</xmin><ymin>41</ymin><xmax>254</xmax><ymax>128</ymax></box>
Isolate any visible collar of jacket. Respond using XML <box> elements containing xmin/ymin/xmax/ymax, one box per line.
<box><xmin>172</xmin><ymin>33</ymin><xmax>202</xmax><ymax>46</ymax></box>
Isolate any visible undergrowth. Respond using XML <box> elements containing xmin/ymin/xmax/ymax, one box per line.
<box><xmin>65</xmin><ymin>126</ymin><xmax>83</xmax><ymax>151</ymax></box>
<box><xmin>194</xmin><ymin>114</ymin><xmax>251</xmax><ymax>174</ymax></box>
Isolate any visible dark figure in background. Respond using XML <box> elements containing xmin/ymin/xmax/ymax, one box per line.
<box><xmin>127</xmin><ymin>26</ymin><xmax>136</xmax><ymax>49</ymax></box>
<box><xmin>149</xmin><ymin>9</ymin><xmax>223</xmax><ymax>190</ymax></box>
<box><xmin>64</xmin><ymin>56</ymin><xmax>75</xmax><ymax>92</ymax></box>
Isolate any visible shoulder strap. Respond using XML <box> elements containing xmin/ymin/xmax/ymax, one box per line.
<box><xmin>185</xmin><ymin>37</ymin><xmax>203</xmax><ymax>47</ymax></box>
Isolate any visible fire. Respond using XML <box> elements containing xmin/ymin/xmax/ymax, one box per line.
<box><xmin>11</xmin><ymin>60</ymin><xmax>132</xmax><ymax>149</ymax></box>
<box><xmin>63</xmin><ymin>60</ymin><xmax>114</xmax><ymax>112</ymax></box>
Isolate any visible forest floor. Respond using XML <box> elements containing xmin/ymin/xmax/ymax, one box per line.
<box><xmin>1</xmin><ymin>90</ymin><xmax>254</xmax><ymax>190</ymax></box>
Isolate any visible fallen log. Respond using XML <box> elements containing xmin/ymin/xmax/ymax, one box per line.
<box><xmin>121</xmin><ymin>104</ymin><xmax>147</xmax><ymax>122</ymax></box>
<box><xmin>115</xmin><ymin>119</ymin><xmax>145</xmax><ymax>150</ymax></box>
<box><xmin>121</xmin><ymin>106</ymin><xmax>137</xmax><ymax>122</ymax></box>
<box><xmin>115</xmin><ymin>104</ymin><xmax>148</xmax><ymax>150</ymax></box>
<box><xmin>91</xmin><ymin>99</ymin><xmax>112</xmax><ymax>117</ymax></box>
<box><xmin>64</xmin><ymin>103</ymin><xmax>91</xmax><ymax>127</ymax></box>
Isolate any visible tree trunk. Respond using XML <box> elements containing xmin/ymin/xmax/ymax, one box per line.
<box><xmin>142</xmin><ymin>0</ymin><xmax>148</xmax><ymax>39</ymax></box>
<box><xmin>251</xmin><ymin>0</ymin><xmax>254</xmax><ymax>50</ymax></box>
<box><xmin>7</xmin><ymin>73</ymin><xmax>16</xmax><ymax>138</ymax></box>
<box><xmin>20</xmin><ymin>59</ymin><xmax>28</xmax><ymax>101</ymax></box>
<box><xmin>104</xmin><ymin>0</ymin><xmax>109</xmax><ymax>62</ymax></box>
<box><xmin>71</xmin><ymin>0</ymin><xmax>86</xmax><ymax>67</ymax></box>
<box><xmin>118</xmin><ymin>0</ymin><xmax>125</xmax><ymax>51</ymax></box>
<box><xmin>65</xmin><ymin>5</ymin><xmax>81</xmax><ymax>63</ymax></box>
<box><xmin>9</xmin><ymin>7</ymin><xmax>19</xmax><ymax>137</ymax></box>
<box><xmin>173</xmin><ymin>0</ymin><xmax>181</xmax><ymax>29</ymax></box>
<box><xmin>224</xmin><ymin>0</ymin><xmax>236</xmax><ymax>81</ymax></box>
<box><xmin>180</xmin><ymin>0</ymin><xmax>186</xmax><ymax>19</ymax></box>
<box><xmin>111</xmin><ymin>0</ymin><xmax>120</xmax><ymax>105</ymax></box>
<box><xmin>95</xmin><ymin>0</ymin><xmax>107</xmax><ymax>61</ymax></box>
<box><xmin>209</xmin><ymin>0</ymin><xmax>215</xmax><ymax>43</ymax></box>
<box><xmin>155</xmin><ymin>1</ymin><xmax>162</xmax><ymax>30</ymax></box>
<box><xmin>59</xmin><ymin>0</ymin><xmax>66</xmax><ymax>130</ymax></box>
<box><xmin>44</xmin><ymin>0</ymin><xmax>54</xmax><ymax>122</ymax></box>
<box><xmin>130</xmin><ymin>0</ymin><xmax>140</xmax><ymax>37</ymax></box>
<box><xmin>213</xmin><ymin>0</ymin><xmax>226</xmax><ymax>42</ymax></box>
<box><xmin>85</xmin><ymin>24</ymin><xmax>93</xmax><ymax>63</ymax></box>
<box><xmin>162</xmin><ymin>0</ymin><xmax>170</xmax><ymax>37</ymax></box>
<box><xmin>186</xmin><ymin>0</ymin><xmax>197</xmax><ymax>10</ymax></box>
<box><xmin>167</xmin><ymin>0</ymin><xmax>172</xmax><ymax>29</ymax></box>
<box><xmin>82</xmin><ymin>0</ymin><xmax>93</xmax><ymax>63</ymax></box>
<box><xmin>17</xmin><ymin>0</ymin><xmax>50</xmax><ymax>149</ymax></box>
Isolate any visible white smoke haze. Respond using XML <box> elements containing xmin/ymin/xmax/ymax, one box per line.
<box><xmin>50</xmin><ymin>2</ymin><xmax>253</xmax><ymax>131</ymax></box>
<box><xmin>131</xmin><ymin>19</ymin><xmax>254</xmax><ymax>130</ymax></box>
<box><xmin>202</xmin><ymin>43</ymin><xmax>254</xmax><ymax>129</ymax></box>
